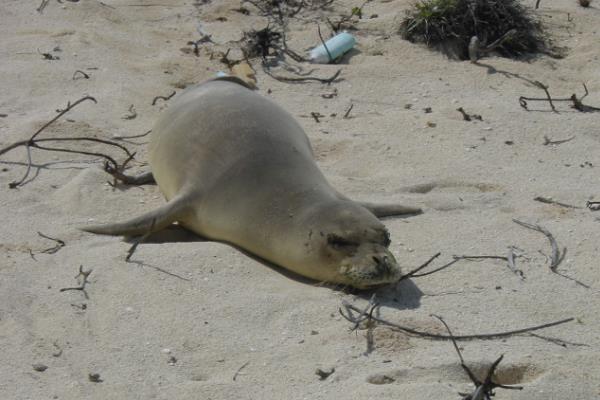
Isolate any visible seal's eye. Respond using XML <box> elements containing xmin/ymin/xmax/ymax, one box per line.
<box><xmin>327</xmin><ymin>234</ymin><xmax>358</xmax><ymax>250</ymax></box>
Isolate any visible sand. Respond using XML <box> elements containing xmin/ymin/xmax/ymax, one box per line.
<box><xmin>1</xmin><ymin>0</ymin><xmax>599</xmax><ymax>399</ymax></box>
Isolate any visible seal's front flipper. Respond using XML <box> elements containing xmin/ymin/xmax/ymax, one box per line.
<box><xmin>359</xmin><ymin>202</ymin><xmax>423</xmax><ymax>218</ymax></box>
<box><xmin>80</xmin><ymin>195</ymin><xmax>189</xmax><ymax>237</ymax></box>
<box><xmin>111</xmin><ymin>170</ymin><xmax>155</xmax><ymax>185</ymax></box>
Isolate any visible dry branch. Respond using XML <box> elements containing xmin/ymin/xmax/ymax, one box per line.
<box><xmin>60</xmin><ymin>265</ymin><xmax>92</xmax><ymax>299</ymax></box>
<box><xmin>519</xmin><ymin>83</ymin><xmax>600</xmax><ymax>112</ymax></box>
<box><xmin>152</xmin><ymin>91</ymin><xmax>176</xmax><ymax>106</ymax></box>
<box><xmin>262</xmin><ymin>64</ymin><xmax>341</xmax><ymax>84</ymax></box>
<box><xmin>433</xmin><ymin>315</ymin><xmax>523</xmax><ymax>399</ymax></box>
<box><xmin>0</xmin><ymin>96</ymin><xmax>139</xmax><ymax>188</ymax></box>
<box><xmin>512</xmin><ymin>219</ymin><xmax>564</xmax><ymax>271</ymax></box>
<box><xmin>38</xmin><ymin>231</ymin><xmax>66</xmax><ymax>254</ymax></box>
<box><xmin>340</xmin><ymin>301</ymin><xmax>573</xmax><ymax>341</ymax></box>
<box><xmin>533</xmin><ymin>196</ymin><xmax>580</xmax><ymax>209</ymax></box>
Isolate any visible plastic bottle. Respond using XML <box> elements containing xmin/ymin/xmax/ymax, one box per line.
<box><xmin>309</xmin><ymin>32</ymin><xmax>356</xmax><ymax>64</ymax></box>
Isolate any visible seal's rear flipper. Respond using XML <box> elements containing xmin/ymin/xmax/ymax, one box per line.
<box><xmin>359</xmin><ymin>202</ymin><xmax>422</xmax><ymax>218</ymax></box>
<box><xmin>80</xmin><ymin>196</ymin><xmax>190</xmax><ymax>237</ymax></box>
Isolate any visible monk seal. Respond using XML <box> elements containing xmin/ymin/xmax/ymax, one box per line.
<box><xmin>83</xmin><ymin>77</ymin><xmax>421</xmax><ymax>289</ymax></box>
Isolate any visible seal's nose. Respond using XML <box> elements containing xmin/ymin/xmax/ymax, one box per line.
<box><xmin>373</xmin><ymin>255</ymin><xmax>392</xmax><ymax>276</ymax></box>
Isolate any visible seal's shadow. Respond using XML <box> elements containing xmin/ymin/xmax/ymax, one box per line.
<box><xmin>348</xmin><ymin>280</ymin><xmax>423</xmax><ymax>311</ymax></box>
<box><xmin>125</xmin><ymin>224</ymin><xmax>340</xmax><ymax>287</ymax></box>
<box><xmin>127</xmin><ymin>224</ymin><xmax>423</xmax><ymax>309</ymax></box>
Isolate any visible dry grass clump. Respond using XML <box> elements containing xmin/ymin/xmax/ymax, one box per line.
<box><xmin>399</xmin><ymin>0</ymin><xmax>546</xmax><ymax>60</ymax></box>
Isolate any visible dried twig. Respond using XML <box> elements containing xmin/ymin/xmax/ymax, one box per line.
<box><xmin>0</xmin><ymin>96</ymin><xmax>135</xmax><ymax>188</ymax></box>
<box><xmin>457</xmin><ymin>107</ymin><xmax>482</xmax><ymax>121</ymax></box>
<box><xmin>112</xmin><ymin>129</ymin><xmax>152</xmax><ymax>140</ymax></box>
<box><xmin>432</xmin><ymin>315</ymin><xmax>523</xmax><ymax>399</ymax></box>
<box><xmin>59</xmin><ymin>265</ymin><xmax>92</xmax><ymax>299</ymax></box>
<box><xmin>519</xmin><ymin>83</ymin><xmax>600</xmax><ymax>112</ymax></box>
<box><xmin>513</xmin><ymin>219</ymin><xmax>588</xmax><ymax>287</ymax></box>
<box><xmin>72</xmin><ymin>70</ymin><xmax>90</xmax><ymax>80</ymax></box>
<box><xmin>543</xmin><ymin>135</ymin><xmax>574</xmax><ymax>146</ymax></box>
<box><xmin>38</xmin><ymin>231</ymin><xmax>66</xmax><ymax>254</ymax></box>
<box><xmin>340</xmin><ymin>303</ymin><xmax>573</xmax><ymax>341</ymax></box>
<box><xmin>233</xmin><ymin>361</ymin><xmax>250</xmax><ymax>381</ymax></box>
<box><xmin>341</xmin><ymin>293</ymin><xmax>377</xmax><ymax>332</ymax></box>
<box><xmin>317</xmin><ymin>24</ymin><xmax>333</xmax><ymax>63</ymax></box>
<box><xmin>343</xmin><ymin>103</ymin><xmax>354</xmax><ymax>119</ymax></box>
<box><xmin>528</xmin><ymin>332</ymin><xmax>589</xmax><ymax>348</ymax></box>
<box><xmin>512</xmin><ymin>219</ymin><xmax>564</xmax><ymax>271</ymax></box>
<box><xmin>533</xmin><ymin>196</ymin><xmax>580</xmax><ymax>209</ymax></box>
<box><xmin>152</xmin><ymin>91</ymin><xmax>176</xmax><ymax>106</ymax></box>
<box><xmin>310</xmin><ymin>112</ymin><xmax>323</xmax><ymax>123</ymax></box>
<box><xmin>262</xmin><ymin>64</ymin><xmax>341</xmax><ymax>85</ymax></box>
<box><xmin>398</xmin><ymin>252</ymin><xmax>442</xmax><ymax>280</ymax></box>
<box><xmin>126</xmin><ymin>219</ymin><xmax>156</xmax><ymax>262</ymax></box>
<box><xmin>37</xmin><ymin>0</ymin><xmax>50</xmax><ymax>13</ymax></box>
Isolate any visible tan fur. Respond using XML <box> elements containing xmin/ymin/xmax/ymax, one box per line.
<box><xmin>82</xmin><ymin>77</ymin><xmax>421</xmax><ymax>288</ymax></box>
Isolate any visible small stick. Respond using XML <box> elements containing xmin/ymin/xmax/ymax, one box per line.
<box><xmin>454</xmin><ymin>255</ymin><xmax>507</xmax><ymax>261</ymax></box>
<box><xmin>513</xmin><ymin>219</ymin><xmax>564</xmax><ymax>271</ymax></box>
<box><xmin>126</xmin><ymin>219</ymin><xmax>156</xmax><ymax>262</ymax></box>
<box><xmin>112</xmin><ymin>129</ymin><xmax>152</xmax><ymax>140</ymax></box>
<box><xmin>535</xmin><ymin>81</ymin><xmax>556</xmax><ymax>112</ymax></box>
<box><xmin>340</xmin><ymin>293</ymin><xmax>377</xmax><ymax>332</ymax></box>
<box><xmin>402</xmin><ymin>253</ymin><xmax>473</xmax><ymax>280</ymax></box>
<box><xmin>398</xmin><ymin>252</ymin><xmax>442</xmax><ymax>280</ymax></box>
<box><xmin>37</xmin><ymin>0</ymin><xmax>50</xmax><ymax>13</ymax></box>
<box><xmin>343</xmin><ymin>103</ymin><xmax>354</xmax><ymax>119</ymax></box>
<box><xmin>533</xmin><ymin>196</ymin><xmax>580</xmax><ymax>209</ymax></box>
<box><xmin>233</xmin><ymin>361</ymin><xmax>250</xmax><ymax>381</ymax></box>
<box><xmin>262</xmin><ymin>64</ymin><xmax>341</xmax><ymax>85</ymax></box>
<box><xmin>38</xmin><ymin>231</ymin><xmax>66</xmax><ymax>254</ymax></box>
<box><xmin>60</xmin><ymin>265</ymin><xmax>92</xmax><ymax>299</ymax></box>
<box><xmin>9</xmin><ymin>145</ymin><xmax>33</xmax><ymax>188</ymax></box>
<box><xmin>528</xmin><ymin>333</ymin><xmax>589</xmax><ymax>348</ymax></box>
<box><xmin>317</xmin><ymin>24</ymin><xmax>334</xmax><ymax>63</ymax></box>
<box><xmin>72</xmin><ymin>70</ymin><xmax>90</xmax><ymax>80</ymax></box>
<box><xmin>310</xmin><ymin>112</ymin><xmax>322</xmax><ymax>123</ymax></box>
<box><xmin>456</xmin><ymin>107</ymin><xmax>482</xmax><ymax>121</ymax></box>
<box><xmin>543</xmin><ymin>135</ymin><xmax>574</xmax><ymax>146</ymax></box>
<box><xmin>151</xmin><ymin>91</ymin><xmax>176</xmax><ymax>106</ymax></box>
<box><xmin>457</xmin><ymin>107</ymin><xmax>472</xmax><ymax>121</ymax></box>
<box><xmin>33</xmin><ymin>96</ymin><xmax>96</xmax><ymax>143</ymax></box>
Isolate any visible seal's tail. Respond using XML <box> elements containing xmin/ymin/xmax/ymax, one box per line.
<box><xmin>80</xmin><ymin>196</ymin><xmax>189</xmax><ymax>237</ymax></box>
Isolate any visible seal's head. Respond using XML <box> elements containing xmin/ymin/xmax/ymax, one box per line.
<box><xmin>296</xmin><ymin>200</ymin><xmax>402</xmax><ymax>289</ymax></box>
